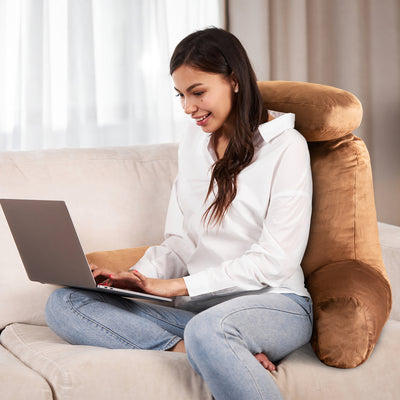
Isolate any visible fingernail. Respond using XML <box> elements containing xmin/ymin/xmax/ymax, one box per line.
<box><xmin>109</xmin><ymin>274</ymin><xmax>114</xmax><ymax>278</ymax></box>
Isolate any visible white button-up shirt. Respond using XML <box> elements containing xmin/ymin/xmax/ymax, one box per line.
<box><xmin>134</xmin><ymin>111</ymin><xmax>312</xmax><ymax>305</ymax></box>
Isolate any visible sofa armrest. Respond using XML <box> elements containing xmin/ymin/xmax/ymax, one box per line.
<box><xmin>306</xmin><ymin>260</ymin><xmax>392</xmax><ymax>368</ymax></box>
<box><xmin>86</xmin><ymin>246</ymin><xmax>149</xmax><ymax>272</ymax></box>
<box><xmin>378</xmin><ymin>222</ymin><xmax>400</xmax><ymax>321</ymax></box>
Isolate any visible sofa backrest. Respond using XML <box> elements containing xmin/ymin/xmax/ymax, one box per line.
<box><xmin>0</xmin><ymin>144</ymin><xmax>178</xmax><ymax>329</ymax></box>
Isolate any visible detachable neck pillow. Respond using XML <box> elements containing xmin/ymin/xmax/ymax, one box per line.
<box><xmin>258</xmin><ymin>80</ymin><xmax>392</xmax><ymax>368</ymax></box>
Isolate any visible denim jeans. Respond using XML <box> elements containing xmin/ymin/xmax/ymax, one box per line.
<box><xmin>46</xmin><ymin>288</ymin><xmax>313</xmax><ymax>400</ymax></box>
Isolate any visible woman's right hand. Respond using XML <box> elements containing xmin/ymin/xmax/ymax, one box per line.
<box><xmin>90</xmin><ymin>264</ymin><xmax>143</xmax><ymax>292</ymax></box>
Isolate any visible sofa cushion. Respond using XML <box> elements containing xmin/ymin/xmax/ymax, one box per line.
<box><xmin>1</xmin><ymin>323</ymin><xmax>212</xmax><ymax>400</ymax></box>
<box><xmin>0</xmin><ymin>344</ymin><xmax>52</xmax><ymax>400</ymax></box>
<box><xmin>272</xmin><ymin>319</ymin><xmax>400</xmax><ymax>400</ymax></box>
<box><xmin>2</xmin><ymin>321</ymin><xmax>399</xmax><ymax>400</ymax></box>
<box><xmin>378</xmin><ymin>222</ymin><xmax>400</xmax><ymax>321</ymax></box>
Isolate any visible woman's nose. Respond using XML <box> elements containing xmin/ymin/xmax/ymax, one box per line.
<box><xmin>183</xmin><ymin>98</ymin><xmax>197</xmax><ymax>114</ymax></box>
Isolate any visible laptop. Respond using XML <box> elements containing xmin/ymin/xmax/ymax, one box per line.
<box><xmin>0</xmin><ymin>199</ymin><xmax>172</xmax><ymax>303</ymax></box>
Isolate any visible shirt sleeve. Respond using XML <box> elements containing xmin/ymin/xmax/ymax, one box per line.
<box><xmin>130</xmin><ymin>177</ymin><xmax>195</xmax><ymax>280</ymax></box>
<box><xmin>183</xmin><ymin>134</ymin><xmax>313</xmax><ymax>297</ymax></box>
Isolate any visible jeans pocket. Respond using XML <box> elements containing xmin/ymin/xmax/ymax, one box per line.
<box><xmin>282</xmin><ymin>293</ymin><xmax>313</xmax><ymax>317</ymax></box>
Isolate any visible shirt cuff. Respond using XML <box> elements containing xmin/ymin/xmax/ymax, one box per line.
<box><xmin>129</xmin><ymin>257</ymin><xmax>160</xmax><ymax>279</ymax></box>
<box><xmin>183</xmin><ymin>270</ymin><xmax>236</xmax><ymax>298</ymax></box>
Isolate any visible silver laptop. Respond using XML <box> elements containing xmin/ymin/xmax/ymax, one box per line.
<box><xmin>0</xmin><ymin>199</ymin><xmax>172</xmax><ymax>303</ymax></box>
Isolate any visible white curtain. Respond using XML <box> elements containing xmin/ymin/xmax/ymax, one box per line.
<box><xmin>0</xmin><ymin>0</ymin><xmax>223</xmax><ymax>150</ymax></box>
<box><xmin>229</xmin><ymin>0</ymin><xmax>400</xmax><ymax>225</ymax></box>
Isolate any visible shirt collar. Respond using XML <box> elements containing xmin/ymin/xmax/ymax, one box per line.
<box><xmin>205</xmin><ymin>110</ymin><xmax>295</xmax><ymax>159</ymax></box>
<box><xmin>257</xmin><ymin>110</ymin><xmax>295</xmax><ymax>144</ymax></box>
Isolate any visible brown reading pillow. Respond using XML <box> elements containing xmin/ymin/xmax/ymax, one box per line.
<box><xmin>87</xmin><ymin>81</ymin><xmax>392</xmax><ymax>369</ymax></box>
<box><xmin>259</xmin><ymin>81</ymin><xmax>392</xmax><ymax>368</ymax></box>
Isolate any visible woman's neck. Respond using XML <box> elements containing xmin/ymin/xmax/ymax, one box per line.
<box><xmin>212</xmin><ymin>131</ymin><xmax>230</xmax><ymax>160</ymax></box>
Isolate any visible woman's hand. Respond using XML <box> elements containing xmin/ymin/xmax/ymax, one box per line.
<box><xmin>90</xmin><ymin>264</ymin><xmax>143</xmax><ymax>291</ymax></box>
<box><xmin>130</xmin><ymin>269</ymin><xmax>188</xmax><ymax>298</ymax></box>
<box><xmin>90</xmin><ymin>264</ymin><xmax>188</xmax><ymax>298</ymax></box>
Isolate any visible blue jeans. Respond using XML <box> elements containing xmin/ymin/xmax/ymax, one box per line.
<box><xmin>46</xmin><ymin>288</ymin><xmax>313</xmax><ymax>400</ymax></box>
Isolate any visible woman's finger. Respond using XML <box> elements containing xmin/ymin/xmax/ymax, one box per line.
<box><xmin>92</xmin><ymin>267</ymin><xmax>113</xmax><ymax>279</ymax></box>
<box><xmin>131</xmin><ymin>269</ymin><xmax>145</xmax><ymax>281</ymax></box>
<box><xmin>89</xmin><ymin>263</ymin><xmax>98</xmax><ymax>271</ymax></box>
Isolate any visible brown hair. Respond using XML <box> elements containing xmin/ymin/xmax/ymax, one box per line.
<box><xmin>170</xmin><ymin>28</ymin><xmax>268</xmax><ymax>226</ymax></box>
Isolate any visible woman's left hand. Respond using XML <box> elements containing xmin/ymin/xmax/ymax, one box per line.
<box><xmin>110</xmin><ymin>269</ymin><xmax>189</xmax><ymax>298</ymax></box>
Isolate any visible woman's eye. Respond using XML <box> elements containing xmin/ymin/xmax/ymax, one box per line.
<box><xmin>194</xmin><ymin>92</ymin><xmax>204</xmax><ymax>96</ymax></box>
<box><xmin>175</xmin><ymin>93</ymin><xmax>184</xmax><ymax>98</ymax></box>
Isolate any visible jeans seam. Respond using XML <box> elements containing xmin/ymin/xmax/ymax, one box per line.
<box><xmin>222</xmin><ymin>305</ymin><xmax>311</xmax><ymax>318</ymax></box>
<box><xmin>67</xmin><ymin>293</ymin><xmax>142</xmax><ymax>349</ymax></box>
<box><xmin>219</xmin><ymin>305</ymin><xmax>311</xmax><ymax>399</ymax></box>
<box><xmin>164</xmin><ymin>336</ymin><xmax>183</xmax><ymax>351</ymax></box>
<box><xmin>133</xmin><ymin>303</ymin><xmax>188</xmax><ymax>331</ymax></box>
<box><xmin>220</xmin><ymin>313</ymin><xmax>264</xmax><ymax>400</ymax></box>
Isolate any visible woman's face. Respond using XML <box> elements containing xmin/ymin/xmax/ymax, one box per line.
<box><xmin>172</xmin><ymin>65</ymin><xmax>237</xmax><ymax>137</ymax></box>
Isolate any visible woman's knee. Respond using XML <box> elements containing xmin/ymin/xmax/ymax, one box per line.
<box><xmin>45</xmin><ymin>287</ymin><xmax>95</xmax><ymax>328</ymax></box>
<box><xmin>45</xmin><ymin>287</ymin><xmax>73</xmax><ymax>326</ymax></box>
<box><xmin>184</xmin><ymin>309</ymin><xmax>226</xmax><ymax>359</ymax></box>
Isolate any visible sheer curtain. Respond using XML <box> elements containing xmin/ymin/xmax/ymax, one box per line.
<box><xmin>0</xmin><ymin>0</ymin><xmax>224</xmax><ymax>150</ymax></box>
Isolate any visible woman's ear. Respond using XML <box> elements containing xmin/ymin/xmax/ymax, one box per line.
<box><xmin>230</xmin><ymin>73</ymin><xmax>239</xmax><ymax>93</ymax></box>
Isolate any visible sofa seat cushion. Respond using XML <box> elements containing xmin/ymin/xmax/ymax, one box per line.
<box><xmin>273</xmin><ymin>319</ymin><xmax>400</xmax><ymax>400</ymax></box>
<box><xmin>2</xmin><ymin>320</ymin><xmax>399</xmax><ymax>400</ymax></box>
<box><xmin>0</xmin><ymin>344</ymin><xmax>52</xmax><ymax>400</ymax></box>
<box><xmin>0</xmin><ymin>323</ymin><xmax>212</xmax><ymax>400</ymax></box>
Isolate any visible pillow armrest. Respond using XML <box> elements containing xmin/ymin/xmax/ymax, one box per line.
<box><xmin>306</xmin><ymin>260</ymin><xmax>392</xmax><ymax>368</ymax></box>
<box><xmin>86</xmin><ymin>247</ymin><xmax>149</xmax><ymax>273</ymax></box>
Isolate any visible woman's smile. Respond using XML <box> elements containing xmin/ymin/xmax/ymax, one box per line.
<box><xmin>194</xmin><ymin>112</ymin><xmax>212</xmax><ymax>126</ymax></box>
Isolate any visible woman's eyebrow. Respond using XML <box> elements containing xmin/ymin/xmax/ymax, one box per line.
<box><xmin>174</xmin><ymin>83</ymin><xmax>203</xmax><ymax>93</ymax></box>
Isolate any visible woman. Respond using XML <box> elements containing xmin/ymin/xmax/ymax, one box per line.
<box><xmin>46</xmin><ymin>28</ymin><xmax>313</xmax><ymax>400</ymax></box>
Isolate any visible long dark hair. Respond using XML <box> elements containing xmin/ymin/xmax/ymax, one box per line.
<box><xmin>170</xmin><ymin>28</ymin><xmax>268</xmax><ymax>226</ymax></box>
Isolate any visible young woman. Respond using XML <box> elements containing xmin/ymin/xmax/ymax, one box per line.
<box><xmin>46</xmin><ymin>28</ymin><xmax>313</xmax><ymax>400</ymax></box>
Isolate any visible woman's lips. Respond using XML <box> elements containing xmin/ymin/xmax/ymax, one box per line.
<box><xmin>195</xmin><ymin>112</ymin><xmax>211</xmax><ymax>126</ymax></box>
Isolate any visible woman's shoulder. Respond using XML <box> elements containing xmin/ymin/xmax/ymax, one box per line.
<box><xmin>258</xmin><ymin>111</ymin><xmax>308</xmax><ymax>149</ymax></box>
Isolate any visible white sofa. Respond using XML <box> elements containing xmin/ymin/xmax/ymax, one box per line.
<box><xmin>0</xmin><ymin>144</ymin><xmax>399</xmax><ymax>400</ymax></box>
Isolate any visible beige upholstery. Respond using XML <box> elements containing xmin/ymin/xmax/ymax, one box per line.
<box><xmin>1</xmin><ymin>324</ymin><xmax>211</xmax><ymax>400</ymax></box>
<box><xmin>0</xmin><ymin>145</ymin><xmax>178</xmax><ymax>330</ymax></box>
<box><xmin>0</xmin><ymin>344</ymin><xmax>52</xmax><ymax>400</ymax></box>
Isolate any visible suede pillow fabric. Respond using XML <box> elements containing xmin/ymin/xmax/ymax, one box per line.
<box><xmin>258</xmin><ymin>80</ymin><xmax>363</xmax><ymax>142</ymax></box>
<box><xmin>86</xmin><ymin>246</ymin><xmax>148</xmax><ymax>273</ymax></box>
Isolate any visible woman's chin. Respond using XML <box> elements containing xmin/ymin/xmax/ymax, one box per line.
<box><xmin>199</xmin><ymin>125</ymin><xmax>214</xmax><ymax>134</ymax></box>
